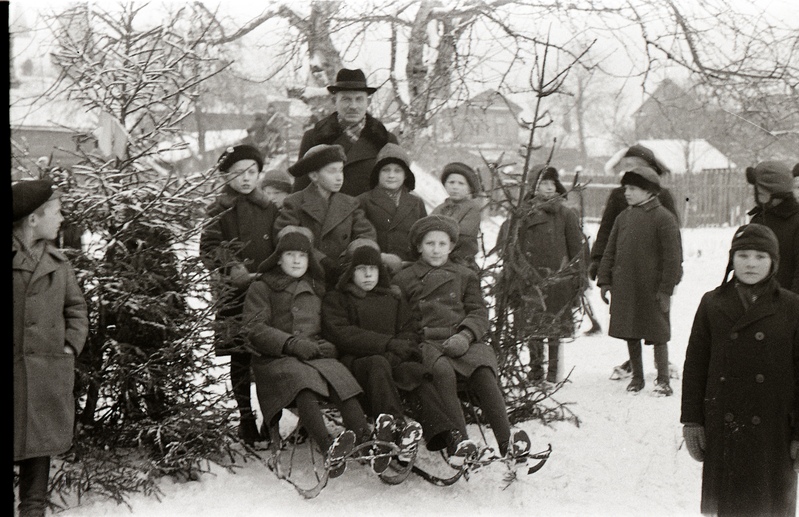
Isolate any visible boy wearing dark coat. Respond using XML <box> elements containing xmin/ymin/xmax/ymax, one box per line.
<box><xmin>356</xmin><ymin>143</ymin><xmax>427</xmax><ymax>271</ymax></box>
<box><xmin>681</xmin><ymin>224</ymin><xmax>799</xmax><ymax>516</ymax></box>
<box><xmin>746</xmin><ymin>160</ymin><xmax>799</xmax><ymax>294</ymax></box>
<box><xmin>276</xmin><ymin>144</ymin><xmax>377</xmax><ymax>289</ymax></box>
<box><xmin>597</xmin><ymin>166</ymin><xmax>683</xmax><ymax>395</ymax></box>
<box><xmin>200</xmin><ymin>144</ymin><xmax>279</xmax><ymax>445</ymax></box>
<box><xmin>13</xmin><ymin>180</ymin><xmax>88</xmax><ymax>517</ymax></box>
<box><xmin>431</xmin><ymin>162</ymin><xmax>484</xmax><ymax>272</ymax></box>
<box><xmin>243</xmin><ymin>226</ymin><xmax>370</xmax><ymax>477</ymax></box>
<box><xmin>393</xmin><ymin>214</ymin><xmax>530</xmax><ymax>461</ymax></box>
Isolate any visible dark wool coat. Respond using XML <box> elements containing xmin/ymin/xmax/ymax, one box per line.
<box><xmin>243</xmin><ymin>271</ymin><xmax>362</xmax><ymax>425</ymax></box>
<box><xmin>681</xmin><ymin>279</ymin><xmax>799</xmax><ymax>516</ymax></box>
<box><xmin>431</xmin><ymin>197</ymin><xmax>482</xmax><ymax>268</ymax></box>
<box><xmin>597</xmin><ymin>197</ymin><xmax>683</xmax><ymax>343</ymax></box>
<box><xmin>275</xmin><ymin>185</ymin><xmax>377</xmax><ymax>285</ymax></box>
<box><xmin>199</xmin><ymin>187</ymin><xmax>279</xmax><ymax>354</ymax></box>
<box><xmin>293</xmin><ymin>112</ymin><xmax>399</xmax><ymax>197</ymax></box>
<box><xmin>356</xmin><ymin>188</ymin><xmax>428</xmax><ymax>262</ymax></box>
<box><xmin>590</xmin><ymin>186</ymin><xmax>678</xmax><ymax>266</ymax></box>
<box><xmin>749</xmin><ymin>197</ymin><xmax>799</xmax><ymax>294</ymax></box>
<box><xmin>497</xmin><ymin>198</ymin><xmax>585</xmax><ymax>337</ymax></box>
<box><xmin>393</xmin><ymin>260</ymin><xmax>498</xmax><ymax>377</ymax></box>
<box><xmin>14</xmin><ymin>242</ymin><xmax>88</xmax><ymax>461</ymax></box>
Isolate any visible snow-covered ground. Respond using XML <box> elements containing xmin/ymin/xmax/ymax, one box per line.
<box><xmin>48</xmin><ymin>222</ymin><xmax>753</xmax><ymax>517</ymax></box>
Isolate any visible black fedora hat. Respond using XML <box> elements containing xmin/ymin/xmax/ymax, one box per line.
<box><xmin>327</xmin><ymin>68</ymin><xmax>377</xmax><ymax>95</ymax></box>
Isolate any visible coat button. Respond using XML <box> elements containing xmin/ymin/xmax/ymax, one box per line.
<box><xmin>730</xmin><ymin>332</ymin><xmax>738</xmax><ymax>340</ymax></box>
<box><xmin>719</xmin><ymin>376</ymin><xmax>726</xmax><ymax>383</ymax></box>
<box><xmin>724</xmin><ymin>412</ymin><xmax>734</xmax><ymax>422</ymax></box>
<box><xmin>751</xmin><ymin>416</ymin><xmax>761</xmax><ymax>425</ymax></box>
<box><xmin>755</xmin><ymin>374</ymin><xmax>764</xmax><ymax>383</ymax></box>
<box><xmin>755</xmin><ymin>332</ymin><xmax>765</xmax><ymax>341</ymax></box>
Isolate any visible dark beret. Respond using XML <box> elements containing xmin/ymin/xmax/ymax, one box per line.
<box><xmin>217</xmin><ymin>145</ymin><xmax>264</xmax><ymax>173</ymax></box>
<box><xmin>288</xmin><ymin>144</ymin><xmax>347</xmax><ymax>178</ymax></box>
<box><xmin>13</xmin><ymin>179</ymin><xmax>55</xmax><ymax>222</ymax></box>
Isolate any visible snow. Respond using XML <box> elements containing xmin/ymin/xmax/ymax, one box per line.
<box><xmin>54</xmin><ymin>224</ymin><xmax>750</xmax><ymax>517</ymax></box>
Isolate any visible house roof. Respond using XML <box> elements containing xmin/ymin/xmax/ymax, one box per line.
<box><xmin>633</xmin><ymin>139</ymin><xmax>736</xmax><ymax>174</ymax></box>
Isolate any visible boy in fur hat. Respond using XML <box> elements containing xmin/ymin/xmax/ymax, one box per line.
<box><xmin>746</xmin><ymin>160</ymin><xmax>799</xmax><ymax>294</ymax></box>
<box><xmin>200</xmin><ymin>144</ymin><xmax>280</xmax><ymax>445</ymax></box>
<box><xmin>243</xmin><ymin>226</ymin><xmax>369</xmax><ymax>477</ymax></box>
<box><xmin>13</xmin><ymin>180</ymin><xmax>88</xmax><ymax>516</ymax></box>
<box><xmin>431</xmin><ymin>162</ymin><xmax>484</xmax><ymax>272</ymax></box>
<box><xmin>597</xmin><ymin>167</ymin><xmax>683</xmax><ymax>395</ymax></box>
<box><xmin>681</xmin><ymin>223</ymin><xmax>799</xmax><ymax>516</ymax></box>
<box><xmin>357</xmin><ymin>143</ymin><xmax>427</xmax><ymax>273</ymax></box>
<box><xmin>393</xmin><ymin>215</ymin><xmax>531</xmax><ymax>462</ymax></box>
<box><xmin>276</xmin><ymin>144</ymin><xmax>377</xmax><ymax>289</ymax></box>
<box><xmin>260</xmin><ymin>169</ymin><xmax>293</xmax><ymax>208</ymax></box>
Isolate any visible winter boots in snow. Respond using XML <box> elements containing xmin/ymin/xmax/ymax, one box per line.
<box><xmin>626</xmin><ymin>340</ymin><xmax>645</xmax><ymax>392</ymax></box>
<box><xmin>504</xmin><ymin>429</ymin><xmax>532</xmax><ymax>462</ymax></box>
<box><xmin>326</xmin><ymin>430</ymin><xmax>356</xmax><ymax>478</ymax></box>
<box><xmin>653</xmin><ymin>343</ymin><xmax>673</xmax><ymax>396</ymax></box>
<box><xmin>371</xmin><ymin>414</ymin><xmax>397</xmax><ymax>474</ymax></box>
<box><xmin>238</xmin><ymin>411</ymin><xmax>261</xmax><ymax>446</ymax></box>
<box><xmin>396</xmin><ymin>420</ymin><xmax>424</xmax><ymax>463</ymax></box>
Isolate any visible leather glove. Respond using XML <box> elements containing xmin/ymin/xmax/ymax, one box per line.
<box><xmin>386</xmin><ymin>338</ymin><xmax>417</xmax><ymax>361</ymax></box>
<box><xmin>381</xmin><ymin>253</ymin><xmax>404</xmax><ymax>275</ymax></box>
<box><xmin>442</xmin><ymin>330</ymin><xmax>472</xmax><ymax>358</ymax></box>
<box><xmin>656</xmin><ymin>292</ymin><xmax>671</xmax><ymax>313</ymax></box>
<box><xmin>588</xmin><ymin>261</ymin><xmax>600</xmax><ymax>281</ymax></box>
<box><xmin>600</xmin><ymin>286</ymin><xmax>610</xmax><ymax>305</ymax></box>
<box><xmin>790</xmin><ymin>440</ymin><xmax>799</xmax><ymax>472</ymax></box>
<box><xmin>229</xmin><ymin>263</ymin><xmax>254</xmax><ymax>290</ymax></box>
<box><xmin>317</xmin><ymin>340</ymin><xmax>339</xmax><ymax>359</ymax></box>
<box><xmin>283</xmin><ymin>338</ymin><xmax>320</xmax><ymax>361</ymax></box>
<box><xmin>682</xmin><ymin>424</ymin><xmax>706</xmax><ymax>462</ymax></box>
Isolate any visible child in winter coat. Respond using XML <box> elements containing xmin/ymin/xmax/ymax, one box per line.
<box><xmin>746</xmin><ymin>160</ymin><xmax>799</xmax><ymax>294</ymax></box>
<box><xmin>393</xmin><ymin>214</ymin><xmax>530</xmax><ymax>461</ymax></box>
<box><xmin>243</xmin><ymin>226</ymin><xmax>370</xmax><ymax>477</ymax></box>
<box><xmin>276</xmin><ymin>144</ymin><xmax>377</xmax><ymax>289</ymax></box>
<box><xmin>356</xmin><ymin>143</ymin><xmax>427</xmax><ymax>273</ymax></box>
<box><xmin>13</xmin><ymin>180</ymin><xmax>89</xmax><ymax>516</ymax></box>
<box><xmin>431</xmin><ymin>162</ymin><xmax>483</xmax><ymax>272</ymax></box>
<box><xmin>681</xmin><ymin>223</ymin><xmax>799</xmax><ymax>516</ymax></box>
<box><xmin>260</xmin><ymin>168</ymin><xmax>293</xmax><ymax>208</ymax></box>
<box><xmin>322</xmin><ymin>240</ymin><xmax>458</xmax><ymax>470</ymax></box>
<box><xmin>597</xmin><ymin>166</ymin><xmax>683</xmax><ymax>395</ymax></box>
<box><xmin>496</xmin><ymin>165</ymin><xmax>585</xmax><ymax>383</ymax></box>
<box><xmin>200</xmin><ymin>144</ymin><xmax>279</xmax><ymax>445</ymax></box>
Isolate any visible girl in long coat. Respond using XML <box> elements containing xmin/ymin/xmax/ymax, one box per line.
<box><xmin>597</xmin><ymin>167</ymin><xmax>683</xmax><ymax>395</ymax></box>
<box><xmin>681</xmin><ymin>224</ymin><xmax>799</xmax><ymax>516</ymax></box>
<box><xmin>393</xmin><ymin>215</ymin><xmax>529</xmax><ymax>459</ymax></box>
<box><xmin>431</xmin><ymin>163</ymin><xmax>483</xmax><ymax>272</ymax></box>
<box><xmin>356</xmin><ymin>143</ymin><xmax>427</xmax><ymax>267</ymax></box>
<box><xmin>243</xmin><ymin>226</ymin><xmax>369</xmax><ymax>474</ymax></box>
<box><xmin>322</xmin><ymin>241</ymin><xmax>459</xmax><ymax>453</ymax></box>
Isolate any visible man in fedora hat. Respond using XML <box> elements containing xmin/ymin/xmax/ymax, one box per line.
<box><xmin>293</xmin><ymin>68</ymin><xmax>399</xmax><ymax>197</ymax></box>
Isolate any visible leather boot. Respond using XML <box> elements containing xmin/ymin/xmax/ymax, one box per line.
<box><xmin>626</xmin><ymin>340</ymin><xmax>645</xmax><ymax>392</ymax></box>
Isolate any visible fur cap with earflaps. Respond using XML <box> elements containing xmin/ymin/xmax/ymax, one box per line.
<box><xmin>528</xmin><ymin>163</ymin><xmax>566</xmax><ymax>196</ymax></box>
<box><xmin>369</xmin><ymin>143</ymin><xmax>416</xmax><ymax>190</ymax></box>
<box><xmin>287</xmin><ymin>144</ymin><xmax>347</xmax><ymax>178</ymax></box>
<box><xmin>257</xmin><ymin>225</ymin><xmax>325</xmax><ymax>281</ymax></box>
<box><xmin>13</xmin><ymin>179</ymin><xmax>58</xmax><ymax>222</ymax></box>
<box><xmin>216</xmin><ymin>144</ymin><xmax>264</xmax><ymax>173</ymax></box>
<box><xmin>620</xmin><ymin>166</ymin><xmax>661</xmax><ymax>195</ymax></box>
<box><xmin>335</xmin><ymin>238</ymin><xmax>392</xmax><ymax>291</ymax></box>
<box><xmin>746</xmin><ymin>161</ymin><xmax>793</xmax><ymax>197</ymax></box>
<box><xmin>721</xmin><ymin>223</ymin><xmax>780</xmax><ymax>285</ymax></box>
<box><xmin>408</xmin><ymin>214</ymin><xmax>460</xmax><ymax>251</ymax></box>
<box><xmin>440</xmin><ymin>162</ymin><xmax>482</xmax><ymax>194</ymax></box>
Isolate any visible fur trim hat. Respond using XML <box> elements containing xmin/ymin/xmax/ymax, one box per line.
<box><xmin>441</xmin><ymin>162</ymin><xmax>481</xmax><ymax>194</ymax></box>
<box><xmin>327</xmin><ymin>68</ymin><xmax>378</xmax><ymax>95</ymax></box>
<box><xmin>13</xmin><ymin>179</ymin><xmax>57</xmax><ymax>222</ymax></box>
<box><xmin>370</xmin><ymin>143</ymin><xmax>416</xmax><ymax>190</ymax></box>
<box><xmin>408</xmin><ymin>214</ymin><xmax>459</xmax><ymax>249</ymax></box>
<box><xmin>217</xmin><ymin>145</ymin><xmax>264</xmax><ymax>173</ymax></box>
<box><xmin>746</xmin><ymin>161</ymin><xmax>793</xmax><ymax>195</ymax></box>
<box><xmin>530</xmin><ymin>164</ymin><xmax>566</xmax><ymax>195</ymax></box>
<box><xmin>257</xmin><ymin>226</ymin><xmax>324</xmax><ymax>280</ymax></box>
<box><xmin>722</xmin><ymin>223</ymin><xmax>780</xmax><ymax>284</ymax></box>
<box><xmin>288</xmin><ymin>144</ymin><xmax>347</xmax><ymax>178</ymax></box>
<box><xmin>621</xmin><ymin>166</ymin><xmax>661</xmax><ymax>195</ymax></box>
<box><xmin>624</xmin><ymin>144</ymin><xmax>671</xmax><ymax>176</ymax></box>
<box><xmin>336</xmin><ymin>240</ymin><xmax>390</xmax><ymax>291</ymax></box>
<box><xmin>261</xmin><ymin>169</ymin><xmax>293</xmax><ymax>193</ymax></box>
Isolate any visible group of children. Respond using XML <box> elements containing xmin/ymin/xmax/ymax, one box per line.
<box><xmin>200</xmin><ymin>142</ymin><xmax>529</xmax><ymax>477</ymax></box>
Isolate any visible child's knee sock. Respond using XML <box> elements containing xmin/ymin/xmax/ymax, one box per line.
<box><xmin>626</xmin><ymin>339</ymin><xmax>644</xmax><ymax>380</ymax></box>
<box><xmin>547</xmin><ymin>339</ymin><xmax>561</xmax><ymax>382</ymax></box>
<box><xmin>653</xmin><ymin>343</ymin><xmax>670</xmax><ymax>383</ymax></box>
<box><xmin>334</xmin><ymin>394</ymin><xmax>370</xmax><ymax>444</ymax></box>
<box><xmin>294</xmin><ymin>389</ymin><xmax>333</xmax><ymax>450</ymax></box>
<box><xmin>468</xmin><ymin>367</ymin><xmax>511</xmax><ymax>455</ymax></box>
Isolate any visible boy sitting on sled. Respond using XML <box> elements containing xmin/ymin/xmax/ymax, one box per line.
<box><xmin>392</xmin><ymin>214</ymin><xmax>531</xmax><ymax>464</ymax></box>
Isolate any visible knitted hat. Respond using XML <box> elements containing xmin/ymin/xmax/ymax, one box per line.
<box><xmin>408</xmin><ymin>214</ymin><xmax>459</xmax><ymax>249</ymax></box>
<box><xmin>261</xmin><ymin>169</ymin><xmax>293</xmax><ymax>193</ymax></box>
<box><xmin>746</xmin><ymin>161</ymin><xmax>793</xmax><ymax>195</ymax></box>
<box><xmin>288</xmin><ymin>144</ymin><xmax>347</xmax><ymax>178</ymax></box>
<box><xmin>217</xmin><ymin>145</ymin><xmax>264</xmax><ymax>173</ymax></box>
<box><xmin>722</xmin><ymin>223</ymin><xmax>780</xmax><ymax>284</ymax></box>
<box><xmin>441</xmin><ymin>162</ymin><xmax>481</xmax><ymax>194</ymax></box>
<box><xmin>258</xmin><ymin>226</ymin><xmax>324</xmax><ymax>280</ymax></box>
<box><xmin>621</xmin><ymin>166</ymin><xmax>661</xmax><ymax>195</ymax></box>
<box><xmin>370</xmin><ymin>143</ymin><xmax>416</xmax><ymax>190</ymax></box>
<box><xmin>530</xmin><ymin>163</ymin><xmax>566</xmax><ymax>195</ymax></box>
<box><xmin>326</xmin><ymin>68</ymin><xmax>378</xmax><ymax>95</ymax></box>
<box><xmin>13</xmin><ymin>179</ymin><xmax>57</xmax><ymax>222</ymax></box>
<box><xmin>624</xmin><ymin>144</ymin><xmax>671</xmax><ymax>176</ymax></box>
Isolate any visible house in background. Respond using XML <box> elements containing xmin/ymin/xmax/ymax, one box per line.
<box><xmin>632</xmin><ymin>139</ymin><xmax>735</xmax><ymax>174</ymax></box>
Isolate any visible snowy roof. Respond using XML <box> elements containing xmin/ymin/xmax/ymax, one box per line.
<box><xmin>634</xmin><ymin>139</ymin><xmax>735</xmax><ymax>174</ymax></box>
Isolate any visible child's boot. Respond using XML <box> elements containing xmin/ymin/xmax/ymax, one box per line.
<box><xmin>610</xmin><ymin>360</ymin><xmax>632</xmax><ymax>380</ymax></box>
<box><xmin>448</xmin><ymin>439</ymin><xmax>479</xmax><ymax>468</ymax></box>
<box><xmin>504</xmin><ymin>428</ymin><xmax>531</xmax><ymax>462</ymax></box>
<box><xmin>370</xmin><ymin>413</ymin><xmax>396</xmax><ymax>474</ymax></box>
<box><xmin>238</xmin><ymin>409</ymin><xmax>260</xmax><ymax>446</ymax></box>
<box><xmin>396</xmin><ymin>419</ymin><xmax>424</xmax><ymax>463</ymax></box>
<box><xmin>626</xmin><ymin>340</ymin><xmax>645</xmax><ymax>392</ymax></box>
<box><xmin>653</xmin><ymin>343</ymin><xmax>673</xmax><ymax>396</ymax></box>
<box><xmin>326</xmin><ymin>430</ymin><xmax>356</xmax><ymax>478</ymax></box>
